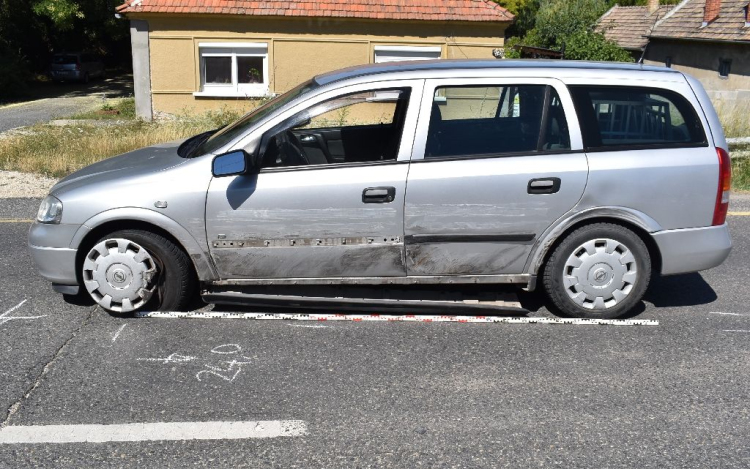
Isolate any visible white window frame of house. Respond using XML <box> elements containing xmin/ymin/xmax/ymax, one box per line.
<box><xmin>373</xmin><ymin>45</ymin><xmax>442</xmax><ymax>64</ymax></box>
<box><xmin>194</xmin><ymin>42</ymin><xmax>270</xmax><ymax>98</ymax></box>
<box><xmin>373</xmin><ymin>46</ymin><xmax>441</xmax><ymax>100</ymax></box>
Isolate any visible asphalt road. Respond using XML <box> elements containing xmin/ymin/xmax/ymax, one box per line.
<box><xmin>1</xmin><ymin>196</ymin><xmax>749</xmax><ymax>468</ymax></box>
<box><xmin>0</xmin><ymin>75</ymin><xmax>133</xmax><ymax>133</ymax></box>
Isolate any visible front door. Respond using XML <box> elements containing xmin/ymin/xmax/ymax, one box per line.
<box><xmin>404</xmin><ymin>78</ymin><xmax>589</xmax><ymax>276</ymax></box>
<box><xmin>206</xmin><ymin>83</ymin><xmax>421</xmax><ymax>279</ymax></box>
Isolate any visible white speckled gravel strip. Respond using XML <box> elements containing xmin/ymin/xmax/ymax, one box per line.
<box><xmin>0</xmin><ymin>170</ymin><xmax>57</xmax><ymax>198</ymax></box>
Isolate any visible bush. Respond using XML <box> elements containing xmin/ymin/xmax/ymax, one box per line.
<box><xmin>563</xmin><ymin>31</ymin><xmax>634</xmax><ymax>62</ymax></box>
<box><xmin>535</xmin><ymin>0</ymin><xmax>609</xmax><ymax>47</ymax></box>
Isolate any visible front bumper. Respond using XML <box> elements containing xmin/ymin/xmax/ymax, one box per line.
<box><xmin>28</xmin><ymin>243</ymin><xmax>79</xmax><ymax>285</ymax></box>
<box><xmin>652</xmin><ymin>223</ymin><xmax>732</xmax><ymax>276</ymax></box>
<box><xmin>28</xmin><ymin>222</ymin><xmax>80</xmax><ymax>287</ymax></box>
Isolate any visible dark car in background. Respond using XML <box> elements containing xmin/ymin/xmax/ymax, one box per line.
<box><xmin>49</xmin><ymin>52</ymin><xmax>105</xmax><ymax>83</ymax></box>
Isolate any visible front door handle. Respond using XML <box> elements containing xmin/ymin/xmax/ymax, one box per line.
<box><xmin>299</xmin><ymin>135</ymin><xmax>316</xmax><ymax>142</ymax></box>
<box><xmin>363</xmin><ymin>186</ymin><xmax>396</xmax><ymax>203</ymax></box>
<box><xmin>528</xmin><ymin>177</ymin><xmax>561</xmax><ymax>194</ymax></box>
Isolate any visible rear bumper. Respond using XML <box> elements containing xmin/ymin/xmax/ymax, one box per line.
<box><xmin>50</xmin><ymin>70</ymin><xmax>83</xmax><ymax>81</ymax></box>
<box><xmin>652</xmin><ymin>224</ymin><xmax>732</xmax><ymax>275</ymax></box>
<box><xmin>28</xmin><ymin>244</ymin><xmax>79</xmax><ymax>285</ymax></box>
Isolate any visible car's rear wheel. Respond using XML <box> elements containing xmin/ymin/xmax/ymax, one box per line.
<box><xmin>82</xmin><ymin>230</ymin><xmax>196</xmax><ymax>314</ymax></box>
<box><xmin>542</xmin><ymin>223</ymin><xmax>651</xmax><ymax>319</ymax></box>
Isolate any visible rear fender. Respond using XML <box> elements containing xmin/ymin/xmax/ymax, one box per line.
<box><xmin>525</xmin><ymin>206</ymin><xmax>663</xmax><ymax>276</ymax></box>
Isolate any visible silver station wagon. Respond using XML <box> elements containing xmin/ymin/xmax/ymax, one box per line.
<box><xmin>29</xmin><ymin>60</ymin><xmax>732</xmax><ymax>319</ymax></box>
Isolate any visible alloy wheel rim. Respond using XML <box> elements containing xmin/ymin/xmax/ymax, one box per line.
<box><xmin>82</xmin><ymin>238</ymin><xmax>157</xmax><ymax>313</ymax></box>
<box><xmin>562</xmin><ymin>238</ymin><xmax>637</xmax><ymax>310</ymax></box>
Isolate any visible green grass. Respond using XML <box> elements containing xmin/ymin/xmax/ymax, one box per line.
<box><xmin>732</xmin><ymin>156</ymin><xmax>750</xmax><ymax>193</ymax></box>
<box><xmin>0</xmin><ymin>105</ymin><xmax>249</xmax><ymax>178</ymax></box>
<box><xmin>715</xmin><ymin>99</ymin><xmax>750</xmax><ymax>139</ymax></box>
<box><xmin>69</xmin><ymin>97</ymin><xmax>136</xmax><ymax>120</ymax></box>
<box><xmin>0</xmin><ymin>120</ymin><xmax>210</xmax><ymax>177</ymax></box>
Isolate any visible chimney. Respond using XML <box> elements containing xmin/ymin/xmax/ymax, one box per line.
<box><xmin>648</xmin><ymin>0</ymin><xmax>659</xmax><ymax>13</ymax></box>
<box><xmin>703</xmin><ymin>0</ymin><xmax>721</xmax><ymax>25</ymax></box>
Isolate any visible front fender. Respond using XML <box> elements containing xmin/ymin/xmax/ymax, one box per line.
<box><xmin>70</xmin><ymin>207</ymin><xmax>218</xmax><ymax>282</ymax></box>
<box><xmin>525</xmin><ymin>206</ymin><xmax>663</xmax><ymax>278</ymax></box>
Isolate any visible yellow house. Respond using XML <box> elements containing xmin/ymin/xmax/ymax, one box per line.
<box><xmin>115</xmin><ymin>0</ymin><xmax>514</xmax><ymax>119</ymax></box>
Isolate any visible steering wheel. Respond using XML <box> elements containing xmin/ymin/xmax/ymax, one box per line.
<box><xmin>275</xmin><ymin>130</ymin><xmax>309</xmax><ymax>167</ymax></box>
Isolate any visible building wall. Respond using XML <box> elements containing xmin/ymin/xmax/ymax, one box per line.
<box><xmin>644</xmin><ymin>39</ymin><xmax>750</xmax><ymax>100</ymax></box>
<box><xmin>132</xmin><ymin>14</ymin><xmax>508</xmax><ymax>116</ymax></box>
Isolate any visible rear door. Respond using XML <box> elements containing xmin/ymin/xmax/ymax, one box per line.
<box><xmin>404</xmin><ymin>78</ymin><xmax>588</xmax><ymax>276</ymax></box>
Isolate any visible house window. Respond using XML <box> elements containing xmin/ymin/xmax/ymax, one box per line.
<box><xmin>373</xmin><ymin>45</ymin><xmax>442</xmax><ymax>64</ymax></box>
<box><xmin>665</xmin><ymin>56</ymin><xmax>672</xmax><ymax>68</ymax></box>
<box><xmin>373</xmin><ymin>46</ymin><xmax>441</xmax><ymax>99</ymax></box>
<box><xmin>195</xmin><ymin>43</ymin><xmax>269</xmax><ymax>97</ymax></box>
<box><xmin>719</xmin><ymin>59</ymin><xmax>732</xmax><ymax>78</ymax></box>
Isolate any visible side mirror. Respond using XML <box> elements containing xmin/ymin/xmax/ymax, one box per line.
<box><xmin>212</xmin><ymin>150</ymin><xmax>250</xmax><ymax>177</ymax></box>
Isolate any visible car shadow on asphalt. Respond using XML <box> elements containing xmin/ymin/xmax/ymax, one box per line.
<box><xmin>6</xmin><ymin>73</ymin><xmax>134</xmax><ymax>104</ymax></box>
<box><xmin>644</xmin><ymin>272</ymin><xmax>717</xmax><ymax>307</ymax></box>
<box><xmin>518</xmin><ymin>272</ymin><xmax>717</xmax><ymax>319</ymax></box>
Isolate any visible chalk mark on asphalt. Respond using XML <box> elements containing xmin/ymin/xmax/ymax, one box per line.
<box><xmin>111</xmin><ymin>324</ymin><xmax>126</xmax><ymax>343</ymax></box>
<box><xmin>0</xmin><ymin>300</ymin><xmax>46</xmax><ymax>327</ymax></box>
<box><xmin>137</xmin><ymin>344</ymin><xmax>255</xmax><ymax>383</ymax></box>
<box><xmin>723</xmin><ymin>330</ymin><xmax>750</xmax><ymax>333</ymax></box>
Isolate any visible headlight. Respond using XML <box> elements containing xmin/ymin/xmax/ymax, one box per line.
<box><xmin>36</xmin><ymin>195</ymin><xmax>63</xmax><ymax>224</ymax></box>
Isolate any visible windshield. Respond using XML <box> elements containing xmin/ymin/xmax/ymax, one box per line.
<box><xmin>190</xmin><ymin>79</ymin><xmax>319</xmax><ymax>157</ymax></box>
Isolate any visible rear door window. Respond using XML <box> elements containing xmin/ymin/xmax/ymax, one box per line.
<box><xmin>569</xmin><ymin>86</ymin><xmax>707</xmax><ymax>151</ymax></box>
<box><xmin>425</xmin><ymin>85</ymin><xmax>570</xmax><ymax>159</ymax></box>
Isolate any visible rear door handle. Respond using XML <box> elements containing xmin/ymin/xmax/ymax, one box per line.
<box><xmin>362</xmin><ymin>186</ymin><xmax>396</xmax><ymax>203</ymax></box>
<box><xmin>528</xmin><ymin>177</ymin><xmax>561</xmax><ymax>194</ymax></box>
<box><xmin>299</xmin><ymin>135</ymin><xmax>316</xmax><ymax>142</ymax></box>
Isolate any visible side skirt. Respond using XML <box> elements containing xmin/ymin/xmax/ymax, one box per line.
<box><xmin>210</xmin><ymin>274</ymin><xmax>533</xmax><ymax>287</ymax></box>
<box><xmin>201</xmin><ymin>291</ymin><xmax>529</xmax><ymax>315</ymax></box>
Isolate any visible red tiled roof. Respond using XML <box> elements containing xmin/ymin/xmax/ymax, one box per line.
<box><xmin>116</xmin><ymin>0</ymin><xmax>514</xmax><ymax>22</ymax></box>
<box><xmin>649</xmin><ymin>0</ymin><xmax>750</xmax><ymax>43</ymax></box>
<box><xmin>596</xmin><ymin>5</ymin><xmax>674</xmax><ymax>50</ymax></box>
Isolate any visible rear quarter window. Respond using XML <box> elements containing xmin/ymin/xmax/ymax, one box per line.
<box><xmin>569</xmin><ymin>86</ymin><xmax>707</xmax><ymax>151</ymax></box>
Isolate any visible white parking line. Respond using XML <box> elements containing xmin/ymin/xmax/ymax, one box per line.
<box><xmin>724</xmin><ymin>330</ymin><xmax>750</xmax><ymax>333</ymax></box>
<box><xmin>710</xmin><ymin>312</ymin><xmax>744</xmax><ymax>316</ymax></box>
<box><xmin>138</xmin><ymin>311</ymin><xmax>659</xmax><ymax>326</ymax></box>
<box><xmin>0</xmin><ymin>420</ymin><xmax>308</xmax><ymax>444</ymax></box>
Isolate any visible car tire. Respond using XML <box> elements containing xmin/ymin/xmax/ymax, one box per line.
<box><xmin>542</xmin><ymin>223</ymin><xmax>651</xmax><ymax>319</ymax></box>
<box><xmin>82</xmin><ymin>229</ymin><xmax>197</xmax><ymax>314</ymax></box>
<box><xmin>83</xmin><ymin>73</ymin><xmax>89</xmax><ymax>84</ymax></box>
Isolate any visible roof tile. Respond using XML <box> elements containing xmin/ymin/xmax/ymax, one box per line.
<box><xmin>649</xmin><ymin>0</ymin><xmax>750</xmax><ymax>43</ymax></box>
<box><xmin>116</xmin><ymin>0</ymin><xmax>513</xmax><ymax>22</ymax></box>
<box><xmin>596</xmin><ymin>5</ymin><xmax>674</xmax><ymax>50</ymax></box>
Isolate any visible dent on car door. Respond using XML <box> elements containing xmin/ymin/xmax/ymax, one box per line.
<box><xmin>404</xmin><ymin>80</ymin><xmax>588</xmax><ymax>276</ymax></box>
<box><xmin>205</xmin><ymin>85</ymin><xmax>420</xmax><ymax>279</ymax></box>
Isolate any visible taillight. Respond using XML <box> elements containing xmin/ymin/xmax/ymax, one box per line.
<box><xmin>712</xmin><ymin>147</ymin><xmax>731</xmax><ymax>226</ymax></box>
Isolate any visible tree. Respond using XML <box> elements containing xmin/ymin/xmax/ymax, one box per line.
<box><xmin>503</xmin><ymin>0</ymin><xmax>634</xmax><ymax>62</ymax></box>
<box><xmin>493</xmin><ymin>0</ymin><xmax>540</xmax><ymax>37</ymax></box>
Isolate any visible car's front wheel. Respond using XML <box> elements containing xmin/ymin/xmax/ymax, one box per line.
<box><xmin>81</xmin><ymin>230</ymin><xmax>196</xmax><ymax>314</ymax></box>
<box><xmin>542</xmin><ymin>223</ymin><xmax>651</xmax><ymax>319</ymax></box>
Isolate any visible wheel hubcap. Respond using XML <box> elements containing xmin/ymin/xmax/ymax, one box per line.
<box><xmin>82</xmin><ymin>238</ymin><xmax>157</xmax><ymax>313</ymax></box>
<box><xmin>563</xmin><ymin>238</ymin><xmax>637</xmax><ymax>310</ymax></box>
